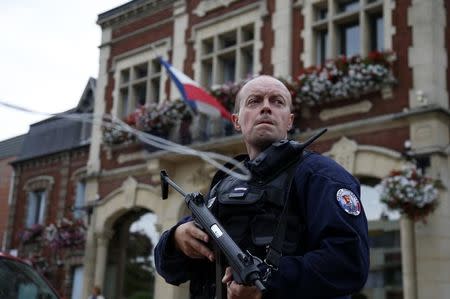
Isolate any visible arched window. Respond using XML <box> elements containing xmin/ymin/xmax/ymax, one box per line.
<box><xmin>359</xmin><ymin>177</ymin><xmax>399</xmax><ymax>221</ymax></box>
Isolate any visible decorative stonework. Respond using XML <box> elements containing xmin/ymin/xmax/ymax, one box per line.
<box><xmin>24</xmin><ymin>176</ymin><xmax>55</xmax><ymax>192</ymax></box>
<box><xmin>319</xmin><ymin>100</ymin><xmax>373</xmax><ymax>121</ymax></box>
<box><xmin>327</xmin><ymin>137</ymin><xmax>358</xmax><ymax>173</ymax></box>
<box><xmin>123</xmin><ymin>176</ymin><xmax>138</xmax><ymax>202</ymax></box>
<box><xmin>193</xmin><ymin>0</ymin><xmax>240</xmax><ymax>17</ymax></box>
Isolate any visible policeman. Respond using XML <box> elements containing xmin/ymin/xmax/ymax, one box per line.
<box><xmin>155</xmin><ymin>75</ymin><xmax>369</xmax><ymax>299</ymax></box>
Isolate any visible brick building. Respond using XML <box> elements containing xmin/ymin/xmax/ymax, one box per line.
<box><xmin>0</xmin><ymin>135</ymin><xmax>24</xmax><ymax>251</ymax></box>
<box><xmin>5</xmin><ymin>78</ymin><xmax>95</xmax><ymax>298</ymax></box>
<box><xmin>79</xmin><ymin>1</ymin><xmax>449</xmax><ymax>299</ymax></box>
<box><xmin>5</xmin><ymin>1</ymin><xmax>449</xmax><ymax>299</ymax></box>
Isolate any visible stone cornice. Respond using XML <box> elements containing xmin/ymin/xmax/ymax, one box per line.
<box><xmin>97</xmin><ymin>0</ymin><xmax>175</xmax><ymax>28</ymax></box>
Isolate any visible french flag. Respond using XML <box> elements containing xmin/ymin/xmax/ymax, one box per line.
<box><xmin>159</xmin><ymin>57</ymin><xmax>232</xmax><ymax>121</ymax></box>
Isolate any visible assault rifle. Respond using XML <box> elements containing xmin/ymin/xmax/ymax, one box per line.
<box><xmin>160</xmin><ymin>170</ymin><xmax>267</xmax><ymax>293</ymax></box>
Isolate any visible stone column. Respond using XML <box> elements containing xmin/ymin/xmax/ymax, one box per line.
<box><xmin>81</xmin><ymin>217</ymin><xmax>97</xmax><ymax>299</ymax></box>
<box><xmin>401</xmin><ymin>216</ymin><xmax>417</xmax><ymax>299</ymax></box>
<box><xmin>94</xmin><ymin>230</ymin><xmax>113</xmax><ymax>288</ymax></box>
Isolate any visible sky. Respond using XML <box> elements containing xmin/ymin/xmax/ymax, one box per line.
<box><xmin>0</xmin><ymin>0</ymin><xmax>129</xmax><ymax>141</ymax></box>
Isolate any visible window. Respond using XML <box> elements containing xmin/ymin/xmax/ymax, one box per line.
<box><xmin>370</xmin><ymin>13</ymin><xmax>384</xmax><ymax>51</ymax></box>
<box><xmin>308</xmin><ymin>0</ymin><xmax>386</xmax><ymax>66</ymax></box>
<box><xmin>315</xmin><ymin>30</ymin><xmax>328</xmax><ymax>65</ymax></box>
<box><xmin>73</xmin><ymin>180</ymin><xmax>86</xmax><ymax>219</ymax></box>
<box><xmin>70</xmin><ymin>266</ymin><xmax>84</xmax><ymax>299</ymax></box>
<box><xmin>199</xmin><ymin>23</ymin><xmax>255</xmax><ymax>87</ymax></box>
<box><xmin>117</xmin><ymin>58</ymin><xmax>162</xmax><ymax>118</ymax></box>
<box><xmin>360</xmin><ymin>184</ymin><xmax>399</xmax><ymax>221</ymax></box>
<box><xmin>26</xmin><ymin>190</ymin><xmax>46</xmax><ymax>227</ymax></box>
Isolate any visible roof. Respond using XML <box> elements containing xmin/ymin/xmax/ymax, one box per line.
<box><xmin>13</xmin><ymin>78</ymin><xmax>96</xmax><ymax>163</ymax></box>
<box><xmin>97</xmin><ymin>0</ymin><xmax>174</xmax><ymax>27</ymax></box>
<box><xmin>0</xmin><ymin>135</ymin><xmax>25</xmax><ymax>159</ymax></box>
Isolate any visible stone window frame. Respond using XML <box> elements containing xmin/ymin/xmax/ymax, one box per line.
<box><xmin>23</xmin><ymin>176</ymin><xmax>54</xmax><ymax>227</ymax></box>
<box><xmin>191</xmin><ymin>2</ymin><xmax>266</xmax><ymax>88</ymax></box>
<box><xmin>111</xmin><ymin>38</ymin><xmax>170</xmax><ymax>118</ymax></box>
<box><xmin>300</xmin><ymin>0</ymin><xmax>395</xmax><ymax>67</ymax></box>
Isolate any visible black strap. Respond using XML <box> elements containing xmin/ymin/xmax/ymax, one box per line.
<box><xmin>264</xmin><ymin>151</ymin><xmax>310</xmax><ymax>269</ymax></box>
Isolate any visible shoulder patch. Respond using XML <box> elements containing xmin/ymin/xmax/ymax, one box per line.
<box><xmin>336</xmin><ymin>188</ymin><xmax>361</xmax><ymax>216</ymax></box>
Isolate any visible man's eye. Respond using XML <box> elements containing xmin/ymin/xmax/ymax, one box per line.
<box><xmin>273</xmin><ymin>97</ymin><xmax>284</xmax><ymax>105</ymax></box>
<box><xmin>247</xmin><ymin>97</ymin><xmax>258</xmax><ymax>105</ymax></box>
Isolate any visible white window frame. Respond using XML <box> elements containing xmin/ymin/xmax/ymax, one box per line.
<box><xmin>26</xmin><ymin>190</ymin><xmax>47</xmax><ymax>227</ymax></box>
<box><xmin>192</xmin><ymin>3</ymin><xmax>266</xmax><ymax>87</ymax></box>
<box><xmin>301</xmin><ymin>0</ymin><xmax>395</xmax><ymax>67</ymax></box>
<box><xmin>111</xmin><ymin>39</ymin><xmax>170</xmax><ymax>118</ymax></box>
<box><xmin>23</xmin><ymin>176</ymin><xmax>54</xmax><ymax>228</ymax></box>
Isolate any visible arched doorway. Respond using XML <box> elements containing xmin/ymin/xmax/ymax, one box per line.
<box><xmin>104</xmin><ymin>209</ymin><xmax>159</xmax><ymax>299</ymax></box>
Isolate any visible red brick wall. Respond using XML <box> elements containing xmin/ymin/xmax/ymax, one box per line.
<box><xmin>391</xmin><ymin>0</ymin><xmax>413</xmax><ymax>109</ymax></box>
<box><xmin>10</xmin><ymin>148</ymin><xmax>89</xmax><ymax>248</ymax></box>
<box><xmin>0</xmin><ymin>156</ymin><xmax>15</xmax><ymax>248</ymax></box>
<box><xmin>292</xmin><ymin>2</ymin><xmax>304</xmax><ymax>78</ymax></box>
<box><xmin>308</xmin><ymin>126</ymin><xmax>409</xmax><ymax>155</ymax></box>
<box><xmin>260</xmin><ymin>0</ymin><xmax>275</xmax><ymax>74</ymax></box>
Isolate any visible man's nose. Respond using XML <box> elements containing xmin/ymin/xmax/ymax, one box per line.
<box><xmin>260</xmin><ymin>98</ymin><xmax>271</xmax><ymax>113</ymax></box>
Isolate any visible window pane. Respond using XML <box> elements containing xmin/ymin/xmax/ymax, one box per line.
<box><xmin>219</xmin><ymin>30</ymin><xmax>237</xmax><ymax>49</ymax></box>
<box><xmin>26</xmin><ymin>193</ymin><xmax>37</xmax><ymax>227</ymax></box>
<box><xmin>315</xmin><ymin>6</ymin><xmax>328</xmax><ymax>21</ymax></box>
<box><xmin>151</xmin><ymin>59</ymin><xmax>161</xmax><ymax>74</ymax></box>
<box><xmin>150</xmin><ymin>78</ymin><xmax>160</xmax><ymax>102</ymax></box>
<box><xmin>241</xmin><ymin>24</ymin><xmax>254</xmax><ymax>42</ymax></box>
<box><xmin>133</xmin><ymin>63</ymin><xmax>148</xmax><ymax>79</ymax></box>
<box><xmin>201</xmin><ymin>59</ymin><xmax>213</xmax><ymax>87</ymax></box>
<box><xmin>202</xmin><ymin>37</ymin><xmax>214</xmax><ymax>55</ymax></box>
<box><xmin>218</xmin><ymin>52</ymin><xmax>236</xmax><ymax>83</ymax></box>
<box><xmin>71</xmin><ymin>266</ymin><xmax>84</xmax><ymax>299</ymax></box>
<box><xmin>121</xmin><ymin>69</ymin><xmax>130</xmax><ymax>84</ymax></box>
<box><xmin>74</xmin><ymin>181</ymin><xmax>86</xmax><ymax>219</ymax></box>
<box><xmin>369</xmin><ymin>231</ymin><xmax>400</xmax><ymax>248</ymax></box>
<box><xmin>370</xmin><ymin>14</ymin><xmax>384</xmax><ymax>51</ymax></box>
<box><xmin>240</xmin><ymin>45</ymin><xmax>253</xmax><ymax>79</ymax></box>
<box><xmin>340</xmin><ymin>22</ymin><xmax>360</xmax><ymax>56</ymax></box>
<box><xmin>315</xmin><ymin>30</ymin><xmax>328</xmax><ymax>65</ymax></box>
<box><xmin>338</xmin><ymin>0</ymin><xmax>360</xmax><ymax>13</ymax></box>
<box><xmin>133</xmin><ymin>82</ymin><xmax>147</xmax><ymax>107</ymax></box>
<box><xmin>37</xmin><ymin>191</ymin><xmax>46</xmax><ymax>224</ymax></box>
<box><xmin>120</xmin><ymin>89</ymin><xmax>129</xmax><ymax>117</ymax></box>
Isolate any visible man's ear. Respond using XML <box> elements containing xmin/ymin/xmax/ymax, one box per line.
<box><xmin>232</xmin><ymin>114</ymin><xmax>241</xmax><ymax>131</ymax></box>
<box><xmin>288</xmin><ymin>113</ymin><xmax>294</xmax><ymax>130</ymax></box>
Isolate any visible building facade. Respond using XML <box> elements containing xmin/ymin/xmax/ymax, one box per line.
<box><xmin>0</xmin><ymin>135</ymin><xmax>24</xmax><ymax>251</ymax></box>
<box><xmin>4</xmin><ymin>0</ymin><xmax>449</xmax><ymax>299</ymax></box>
<box><xmin>82</xmin><ymin>1</ymin><xmax>449</xmax><ymax>299</ymax></box>
<box><xmin>5</xmin><ymin>79</ymin><xmax>95</xmax><ymax>298</ymax></box>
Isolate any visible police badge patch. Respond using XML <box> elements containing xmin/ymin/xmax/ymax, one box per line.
<box><xmin>336</xmin><ymin>188</ymin><xmax>361</xmax><ymax>216</ymax></box>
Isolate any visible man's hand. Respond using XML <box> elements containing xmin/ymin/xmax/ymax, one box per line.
<box><xmin>173</xmin><ymin>221</ymin><xmax>214</xmax><ymax>262</ymax></box>
<box><xmin>222</xmin><ymin>267</ymin><xmax>262</xmax><ymax>299</ymax></box>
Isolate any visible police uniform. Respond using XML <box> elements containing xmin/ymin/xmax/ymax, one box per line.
<box><xmin>155</xmin><ymin>143</ymin><xmax>369</xmax><ymax>299</ymax></box>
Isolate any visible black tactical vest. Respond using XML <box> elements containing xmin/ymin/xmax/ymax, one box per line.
<box><xmin>208</xmin><ymin>150</ymin><xmax>308</xmax><ymax>262</ymax></box>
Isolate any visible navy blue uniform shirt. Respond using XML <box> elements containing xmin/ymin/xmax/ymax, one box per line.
<box><xmin>155</xmin><ymin>152</ymin><xmax>369</xmax><ymax>298</ymax></box>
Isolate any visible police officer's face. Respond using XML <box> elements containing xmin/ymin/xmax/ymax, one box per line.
<box><xmin>232</xmin><ymin>76</ymin><xmax>294</xmax><ymax>158</ymax></box>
